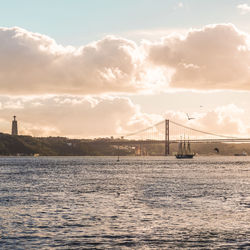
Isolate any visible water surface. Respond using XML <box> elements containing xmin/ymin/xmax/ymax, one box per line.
<box><xmin>0</xmin><ymin>156</ymin><xmax>249</xmax><ymax>249</ymax></box>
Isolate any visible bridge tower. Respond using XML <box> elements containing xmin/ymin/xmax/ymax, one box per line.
<box><xmin>165</xmin><ymin>119</ymin><xmax>170</xmax><ymax>156</ymax></box>
<box><xmin>11</xmin><ymin>115</ymin><xmax>18</xmax><ymax>136</ymax></box>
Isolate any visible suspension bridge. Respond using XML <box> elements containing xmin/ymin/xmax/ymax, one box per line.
<box><xmin>108</xmin><ymin>119</ymin><xmax>250</xmax><ymax>156</ymax></box>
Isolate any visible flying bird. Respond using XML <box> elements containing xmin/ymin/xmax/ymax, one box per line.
<box><xmin>186</xmin><ymin>113</ymin><xmax>195</xmax><ymax>120</ymax></box>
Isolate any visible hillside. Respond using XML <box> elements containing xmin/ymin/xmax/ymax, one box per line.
<box><xmin>0</xmin><ymin>133</ymin><xmax>131</xmax><ymax>156</ymax></box>
<box><xmin>0</xmin><ymin>133</ymin><xmax>249</xmax><ymax>156</ymax></box>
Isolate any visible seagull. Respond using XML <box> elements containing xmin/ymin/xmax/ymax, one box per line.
<box><xmin>186</xmin><ymin>113</ymin><xmax>195</xmax><ymax>120</ymax></box>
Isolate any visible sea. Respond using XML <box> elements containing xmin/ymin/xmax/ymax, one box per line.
<box><xmin>0</xmin><ymin>156</ymin><xmax>249</xmax><ymax>249</ymax></box>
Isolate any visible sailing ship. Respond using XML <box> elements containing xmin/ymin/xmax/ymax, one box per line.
<box><xmin>176</xmin><ymin>138</ymin><xmax>195</xmax><ymax>159</ymax></box>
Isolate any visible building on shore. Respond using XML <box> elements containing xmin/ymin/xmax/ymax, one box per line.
<box><xmin>12</xmin><ymin>116</ymin><xmax>18</xmax><ymax>135</ymax></box>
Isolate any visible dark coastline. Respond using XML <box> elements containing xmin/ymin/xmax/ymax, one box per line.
<box><xmin>0</xmin><ymin>133</ymin><xmax>250</xmax><ymax>156</ymax></box>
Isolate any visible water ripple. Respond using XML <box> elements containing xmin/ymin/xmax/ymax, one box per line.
<box><xmin>0</xmin><ymin>156</ymin><xmax>249</xmax><ymax>249</ymax></box>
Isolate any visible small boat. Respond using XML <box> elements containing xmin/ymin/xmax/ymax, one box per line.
<box><xmin>176</xmin><ymin>139</ymin><xmax>195</xmax><ymax>159</ymax></box>
<box><xmin>234</xmin><ymin>151</ymin><xmax>247</xmax><ymax>156</ymax></box>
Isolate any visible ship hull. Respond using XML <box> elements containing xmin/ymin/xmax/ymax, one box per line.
<box><xmin>176</xmin><ymin>154</ymin><xmax>194</xmax><ymax>159</ymax></box>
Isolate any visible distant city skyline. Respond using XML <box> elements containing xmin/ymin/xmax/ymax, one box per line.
<box><xmin>0</xmin><ymin>0</ymin><xmax>250</xmax><ymax>138</ymax></box>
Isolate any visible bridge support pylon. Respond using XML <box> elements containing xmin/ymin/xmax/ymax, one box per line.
<box><xmin>165</xmin><ymin>119</ymin><xmax>170</xmax><ymax>156</ymax></box>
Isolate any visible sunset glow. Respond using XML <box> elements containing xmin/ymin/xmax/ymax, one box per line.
<box><xmin>1</xmin><ymin>0</ymin><xmax>250</xmax><ymax>138</ymax></box>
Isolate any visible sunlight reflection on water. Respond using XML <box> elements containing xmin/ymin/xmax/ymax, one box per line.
<box><xmin>0</xmin><ymin>156</ymin><xmax>249</xmax><ymax>249</ymax></box>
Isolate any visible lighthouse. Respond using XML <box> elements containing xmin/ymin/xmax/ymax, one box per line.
<box><xmin>12</xmin><ymin>116</ymin><xmax>18</xmax><ymax>135</ymax></box>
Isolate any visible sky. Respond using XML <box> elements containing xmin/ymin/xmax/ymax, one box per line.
<box><xmin>1</xmin><ymin>0</ymin><xmax>250</xmax><ymax>138</ymax></box>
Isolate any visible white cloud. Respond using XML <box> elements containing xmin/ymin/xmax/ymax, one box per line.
<box><xmin>0</xmin><ymin>95</ymin><xmax>249</xmax><ymax>138</ymax></box>
<box><xmin>163</xmin><ymin>104</ymin><xmax>249</xmax><ymax>138</ymax></box>
<box><xmin>178</xmin><ymin>2</ymin><xmax>184</xmax><ymax>8</ymax></box>
<box><xmin>195</xmin><ymin>104</ymin><xmax>248</xmax><ymax>136</ymax></box>
<box><xmin>1</xmin><ymin>24</ymin><xmax>250</xmax><ymax>95</ymax></box>
<box><xmin>1</xmin><ymin>25</ymin><xmax>250</xmax><ymax>138</ymax></box>
<box><xmin>0</xmin><ymin>95</ymin><xmax>162</xmax><ymax>138</ymax></box>
<box><xmin>0</xmin><ymin>27</ymin><xmax>147</xmax><ymax>95</ymax></box>
<box><xmin>237</xmin><ymin>3</ymin><xmax>250</xmax><ymax>15</ymax></box>
<box><xmin>147</xmin><ymin>23</ymin><xmax>250</xmax><ymax>91</ymax></box>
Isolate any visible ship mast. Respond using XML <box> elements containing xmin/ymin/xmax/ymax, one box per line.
<box><xmin>178</xmin><ymin>136</ymin><xmax>183</xmax><ymax>155</ymax></box>
<box><xmin>183</xmin><ymin>135</ymin><xmax>187</xmax><ymax>154</ymax></box>
<box><xmin>187</xmin><ymin>138</ymin><xmax>191</xmax><ymax>154</ymax></box>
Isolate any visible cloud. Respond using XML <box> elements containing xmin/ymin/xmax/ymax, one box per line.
<box><xmin>147</xmin><ymin>23</ymin><xmax>250</xmax><ymax>91</ymax></box>
<box><xmin>163</xmin><ymin>104</ymin><xmax>249</xmax><ymax>138</ymax></box>
<box><xmin>1</xmin><ymin>24</ymin><xmax>250</xmax><ymax>95</ymax></box>
<box><xmin>0</xmin><ymin>94</ymin><xmax>248</xmax><ymax>138</ymax></box>
<box><xmin>193</xmin><ymin>104</ymin><xmax>248</xmax><ymax>136</ymax></box>
<box><xmin>178</xmin><ymin>2</ymin><xmax>184</xmax><ymax>8</ymax></box>
<box><xmin>0</xmin><ymin>95</ymin><xmax>162</xmax><ymax>138</ymax></box>
<box><xmin>237</xmin><ymin>3</ymin><xmax>250</xmax><ymax>15</ymax></box>
<box><xmin>0</xmin><ymin>27</ymin><xmax>146</xmax><ymax>95</ymax></box>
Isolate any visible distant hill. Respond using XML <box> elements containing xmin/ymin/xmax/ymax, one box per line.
<box><xmin>0</xmin><ymin>133</ymin><xmax>131</xmax><ymax>156</ymax></box>
<box><xmin>0</xmin><ymin>133</ymin><xmax>249</xmax><ymax>156</ymax></box>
